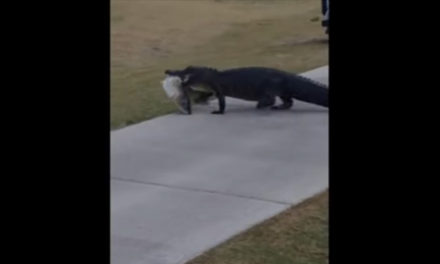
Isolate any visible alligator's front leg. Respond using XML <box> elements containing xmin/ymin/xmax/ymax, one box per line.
<box><xmin>181</xmin><ymin>84</ymin><xmax>192</xmax><ymax>115</ymax></box>
<box><xmin>212</xmin><ymin>90</ymin><xmax>225</xmax><ymax>114</ymax></box>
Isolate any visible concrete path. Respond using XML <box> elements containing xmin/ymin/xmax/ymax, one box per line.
<box><xmin>111</xmin><ymin>66</ymin><xmax>329</xmax><ymax>264</ymax></box>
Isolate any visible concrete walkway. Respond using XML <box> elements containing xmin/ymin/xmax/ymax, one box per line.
<box><xmin>111</xmin><ymin>66</ymin><xmax>328</xmax><ymax>264</ymax></box>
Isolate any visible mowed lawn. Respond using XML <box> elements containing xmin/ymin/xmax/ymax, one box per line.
<box><xmin>186</xmin><ymin>190</ymin><xmax>328</xmax><ymax>264</ymax></box>
<box><xmin>111</xmin><ymin>1</ymin><xmax>328</xmax><ymax>263</ymax></box>
<box><xmin>111</xmin><ymin>0</ymin><xmax>328</xmax><ymax>129</ymax></box>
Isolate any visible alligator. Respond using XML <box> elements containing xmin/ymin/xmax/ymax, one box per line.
<box><xmin>164</xmin><ymin>66</ymin><xmax>328</xmax><ymax>114</ymax></box>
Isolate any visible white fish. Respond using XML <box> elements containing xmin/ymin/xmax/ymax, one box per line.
<box><xmin>161</xmin><ymin>76</ymin><xmax>190</xmax><ymax>114</ymax></box>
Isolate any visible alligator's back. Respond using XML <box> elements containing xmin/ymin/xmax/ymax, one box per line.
<box><xmin>216</xmin><ymin>67</ymin><xmax>290</xmax><ymax>100</ymax></box>
<box><xmin>217</xmin><ymin>67</ymin><xmax>328</xmax><ymax>107</ymax></box>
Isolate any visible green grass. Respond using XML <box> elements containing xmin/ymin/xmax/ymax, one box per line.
<box><xmin>111</xmin><ymin>2</ymin><xmax>328</xmax><ymax>262</ymax></box>
<box><xmin>111</xmin><ymin>0</ymin><xmax>328</xmax><ymax>129</ymax></box>
<box><xmin>185</xmin><ymin>190</ymin><xmax>328</xmax><ymax>264</ymax></box>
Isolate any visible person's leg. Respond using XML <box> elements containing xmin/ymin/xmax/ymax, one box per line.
<box><xmin>322</xmin><ymin>0</ymin><xmax>329</xmax><ymax>33</ymax></box>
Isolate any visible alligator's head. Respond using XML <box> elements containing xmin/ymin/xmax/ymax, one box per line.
<box><xmin>165</xmin><ymin>66</ymin><xmax>218</xmax><ymax>85</ymax></box>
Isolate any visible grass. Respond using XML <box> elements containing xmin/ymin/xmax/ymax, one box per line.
<box><xmin>185</xmin><ymin>190</ymin><xmax>329</xmax><ymax>264</ymax></box>
<box><xmin>111</xmin><ymin>0</ymin><xmax>328</xmax><ymax>129</ymax></box>
<box><xmin>111</xmin><ymin>2</ymin><xmax>328</xmax><ymax>262</ymax></box>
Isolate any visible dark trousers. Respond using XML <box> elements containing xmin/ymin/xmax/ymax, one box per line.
<box><xmin>322</xmin><ymin>0</ymin><xmax>328</xmax><ymax>15</ymax></box>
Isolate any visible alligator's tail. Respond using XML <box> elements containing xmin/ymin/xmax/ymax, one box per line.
<box><xmin>288</xmin><ymin>75</ymin><xmax>328</xmax><ymax>108</ymax></box>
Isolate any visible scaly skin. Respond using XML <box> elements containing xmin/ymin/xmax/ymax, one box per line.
<box><xmin>165</xmin><ymin>66</ymin><xmax>328</xmax><ymax>114</ymax></box>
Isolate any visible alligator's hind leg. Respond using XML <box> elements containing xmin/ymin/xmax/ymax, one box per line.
<box><xmin>256</xmin><ymin>94</ymin><xmax>276</xmax><ymax>109</ymax></box>
<box><xmin>271</xmin><ymin>96</ymin><xmax>293</xmax><ymax>110</ymax></box>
